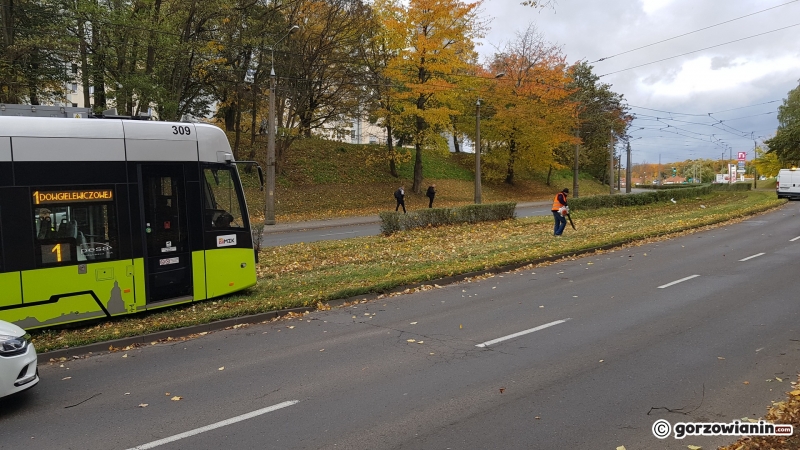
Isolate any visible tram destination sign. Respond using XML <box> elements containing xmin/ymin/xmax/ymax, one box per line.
<box><xmin>33</xmin><ymin>189</ymin><xmax>114</xmax><ymax>204</ymax></box>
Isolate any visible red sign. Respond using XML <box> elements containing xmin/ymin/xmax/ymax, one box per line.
<box><xmin>738</xmin><ymin>152</ymin><xmax>747</xmax><ymax>161</ymax></box>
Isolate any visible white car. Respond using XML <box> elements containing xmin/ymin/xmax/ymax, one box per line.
<box><xmin>0</xmin><ymin>320</ymin><xmax>38</xmax><ymax>398</ymax></box>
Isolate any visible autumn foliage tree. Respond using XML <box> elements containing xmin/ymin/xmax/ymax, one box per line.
<box><xmin>383</xmin><ymin>0</ymin><xmax>484</xmax><ymax>193</ymax></box>
<box><xmin>482</xmin><ymin>24</ymin><xmax>576</xmax><ymax>185</ymax></box>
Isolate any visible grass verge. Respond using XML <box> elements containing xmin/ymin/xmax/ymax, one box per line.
<box><xmin>31</xmin><ymin>191</ymin><xmax>784</xmax><ymax>353</ymax></box>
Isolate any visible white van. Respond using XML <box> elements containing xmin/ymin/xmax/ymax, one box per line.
<box><xmin>776</xmin><ymin>169</ymin><xmax>800</xmax><ymax>199</ymax></box>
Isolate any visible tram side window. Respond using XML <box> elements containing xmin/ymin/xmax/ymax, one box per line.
<box><xmin>32</xmin><ymin>190</ymin><xmax>117</xmax><ymax>266</ymax></box>
<box><xmin>203</xmin><ymin>167</ymin><xmax>244</xmax><ymax>229</ymax></box>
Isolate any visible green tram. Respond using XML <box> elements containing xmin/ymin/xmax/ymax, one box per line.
<box><xmin>0</xmin><ymin>112</ymin><xmax>261</xmax><ymax>330</ymax></box>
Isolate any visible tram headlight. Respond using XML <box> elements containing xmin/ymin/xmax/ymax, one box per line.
<box><xmin>0</xmin><ymin>333</ymin><xmax>30</xmax><ymax>357</ymax></box>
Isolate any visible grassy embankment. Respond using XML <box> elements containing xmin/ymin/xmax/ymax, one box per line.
<box><xmin>244</xmin><ymin>138</ymin><xmax>611</xmax><ymax>222</ymax></box>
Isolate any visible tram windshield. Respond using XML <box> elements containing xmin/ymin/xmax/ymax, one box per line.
<box><xmin>203</xmin><ymin>166</ymin><xmax>246</xmax><ymax>229</ymax></box>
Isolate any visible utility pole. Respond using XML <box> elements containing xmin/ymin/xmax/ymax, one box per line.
<box><xmin>753</xmin><ymin>141</ymin><xmax>758</xmax><ymax>189</ymax></box>
<box><xmin>475</xmin><ymin>99</ymin><xmax>481</xmax><ymax>204</ymax></box>
<box><xmin>658</xmin><ymin>154</ymin><xmax>661</xmax><ymax>187</ymax></box>
<box><xmin>625</xmin><ymin>141</ymin><xmax>631</xmax><ymax>193</ymax></box>
<box><xmin>573</xmin><ymin>130</ymin><xmax>580</xmax><ymax>198</ymax></box>
<box><xmin>609</xmin><ymin>130</ymin><xmax>614</xmax><ymax>194</ymax></box>
<box><xmin>729</xmin><ymin>148</ymin><xmax>733</xmax><ymax>185</ymax></box>
<box><xmin>265</xmin><ymin>25</ymin><xmax>299</xmax><ymax>226</ymax></box>
<box><xmin>617</xmin><ymin>149</ymin><xmax>621</xmax><ymax>192</ymax></box>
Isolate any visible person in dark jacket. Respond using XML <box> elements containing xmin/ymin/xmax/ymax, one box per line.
<box><xmin>551</xmin><ymin>188</ymin><xmax>569</xmax><ymax>236</ymax></box>
<box><xmin>394</xmin><ymin>185</ymin><xmax>406</xmax><ymax>213</ymax></box>
<box><xmin>425</xmin><ymin>184</ymin><xmax>436</xmax><ymax>208</ymax></box>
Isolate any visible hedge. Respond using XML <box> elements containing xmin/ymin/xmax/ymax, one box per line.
<box><xmin>571</xmin><ymin>183</ymin><xmax>751</xmax><ymax>211</ymax></box>
<box><xmin>379</xmin><ymin>202</ymin><xmax>516</xmax><ymax>234</ymax></box>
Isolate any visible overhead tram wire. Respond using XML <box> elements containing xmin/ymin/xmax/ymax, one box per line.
<box><xmin>589</xmin><ymin>0</ymin><xmax>799</xmax><ymax>64</ymax></box>
<box><xmin>597</xmin><ymin>22</ymin><xmax>800</xmax><ymax>78</ymax></box>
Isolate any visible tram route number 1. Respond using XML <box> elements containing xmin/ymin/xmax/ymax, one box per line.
<box><xmin>52</xmin><ymin>243</ymin><xmax>62</xmax><ymax>262</ymax></box>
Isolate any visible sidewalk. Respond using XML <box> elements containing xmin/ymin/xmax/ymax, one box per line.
<box><xmin>261</xmin><ymin>201</ymin><xmax>552</xmax><ymax>234</ymax></box>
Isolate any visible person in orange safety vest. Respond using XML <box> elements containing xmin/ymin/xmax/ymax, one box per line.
<box><xmin>551</xmin><ymin>188</ymin><xmax>569</xmax><ymax>236</ymax></box>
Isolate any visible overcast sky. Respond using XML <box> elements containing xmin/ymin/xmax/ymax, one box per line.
<box><xmin>476</xmin><ymin>0</ymin><xmax>800</xmax><ymax>165</ymax></box>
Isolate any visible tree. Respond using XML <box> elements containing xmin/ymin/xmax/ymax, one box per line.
<box><xmin>483</xmin><ymin>23</ymin><xmax>575</xmax><ymax>185</ymax></box>
<box><xmin>765</xmin><ymin>79</ymin><xmax>800</xmax><ymax>165</ymax></box>
<box><xmin>1</xmin><ymin>0</ymin><xmax>75</xmax><ymax>104</ymax></box>
<box><xmin>754</xmin><ymin>145</ymin><xmax>782</xmax><ymax>177</ymax></box>
<box><xmin>560</xmin><ymin>61</ymin><xmax>630</xmax><ymax>183</ymax></box>
<box><xmin>383</xmin><ymin>0</ymin><xmax>485</xmax><ymax>193</ymax></box>
<box><xmin>359</xmin><ymin>0</ymin><xmax>407</xmax><ymax>177</ymax></box>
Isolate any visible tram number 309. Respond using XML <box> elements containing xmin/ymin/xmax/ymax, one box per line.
<box><xmin>172</xmin><ymin>125</ymin><xmax>191</xmax><ymax>135</ymax></box>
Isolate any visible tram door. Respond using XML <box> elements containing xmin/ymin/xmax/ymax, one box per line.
<box><xmin>138</xmin><ymin>164</ymin><xmax>192</xmax><ymax>303</ymax></box>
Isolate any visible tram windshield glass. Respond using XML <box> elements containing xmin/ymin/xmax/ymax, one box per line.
<box><xmin>203</xmin><ymin>167</ymin><xmax>245</xmax><ymax>229</ymax></box>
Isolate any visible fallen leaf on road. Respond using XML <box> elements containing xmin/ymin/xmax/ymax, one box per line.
<box><xmin>459</xmin><ymin>324</ymin><xmax>463</xmax><ymax>329</ymax></box>
<box><xmin>499</xmin><ymin>388</ymin><xmax>505</xmax><ymax>393</ymax></box>
<box><xmin>535</xmin><ymin>416</ymin><xmax>541</xmax><ymax>420</ymax></box>
<box><xmin>219</xmin><ymin>367</ymin><xmax>225</xmax><ymax>371</ymax></box>
<box><xmin>62</xmin><ymin>377</ymin><xmax>71</xmax><ymax>381</ymax></box>
<box><xmin>124</xmin><ymin>393</ymin><xmax>130</xmax><ymax>395</ymax></box>
<box><xmin>599</xmin><ymin>360</ymin><xmax>604</xmax><ymax>363</ymax></box>
<box><xmin>717</xmin><ymin>357</ymin><xmax>725</xmax><ymax>360</ymax></box>
<box><xmin>616</xmin><ymin>446</ymin><xmax>626</xmax><ymax>450</ymax></box>
<box><xmin>138</xmin><ymin>403</ymin><xmax>148</xmax><ymax>408</ymax></box>
<box><xmin>790</xmin><ymin>390</ymin><xmax>800</xmax><ymax>396</ymax></box>
<box><xmin>171</xmin><ymin>396</ymin><xmax>182</xmax><ymax>401</ymax></box>
<box><xmin>407</xmin><ymin>339</ymin><xmax>416</xmax><ymax>343</ymax></box>
<box><xmin>776</xmin><ymin>377</ymin><xmax>783</xmax><ymax>382</ymax></box>
<box><xmin>410</xmin><ymin>322</ymin><xmax>417</xmax><ymax>325</ymax></box>
<box><xmin>320</xmin><ymin>349</ymin><xmax>325</xmax><ymax>352</ymax></box>
<box><xmin>288</xmin><ymin>326</ymin><xmax>295</xmax><ymax>329</ymax></box>
<box><xmin>417</xmin><ymin>341</ymin><xmax>423</xmax><ymax>344</ymax></box>
<box><xmin>687</xmin><ymin>445</ymin><xmax>702</xmax><ymax>450</ymax></box>
<box><xmin>743</xmin><ymin>381</ymin><xmax>750</xmax><ymax>385</ymax></box>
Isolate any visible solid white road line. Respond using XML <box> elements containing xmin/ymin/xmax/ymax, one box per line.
<box><xmin>791</xmin><ymin>236</ymin><xmax>800</xmax><ymax>242</ymax></box>
<box><xmin>657</xmin><ymin>275</ymin><xmax>700</xmax><ymax>289</ymax></box>
<box><xmin>739</xmin><ymin>253</ymin><xmax>765</xmax><ymax>262</ymax></box>
<box><xmin>475</xmin><ymin>319</ymin><xmax>571</xmax><ymax>348</ymax></box>
<box><xmin>126</xmin><ymin>400</ymin><xmax>299</xmax><ymax>450</ymax></box>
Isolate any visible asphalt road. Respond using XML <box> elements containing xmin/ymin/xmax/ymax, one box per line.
<box><xmin>2</xmin><ymin>201</ymin><xmax>798</xmax><ymax>450</ymax></box>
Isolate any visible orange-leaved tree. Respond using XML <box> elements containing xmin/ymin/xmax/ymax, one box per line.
<box><xmin>383</xmin><ymin>0</ymin><xmax>485</xmax><ymax>193</ymax></box>
<box><xmin>483</xmin><ymin>24</ymin><xmax>577</xmax><ymax>185</ymax></box>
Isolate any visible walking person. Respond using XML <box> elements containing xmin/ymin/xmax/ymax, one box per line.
<box><xmin>426</xmin><ymin>184</ymin><xmax>436</xmax><ymax>208</ymax></box>
<box><xmin>551</xmin><ymin>188</ymin><xmax>569</xmax><ymax>236</ymax></box>
<box><xmin>394</xmin><ymin>185</ymin><xmax>406</xmax><ymax>213</ymax></box>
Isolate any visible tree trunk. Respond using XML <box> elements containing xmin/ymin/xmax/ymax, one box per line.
<box><xmin>233</xmin><ymin>97</ymin><xmax>242</xmax><ymax>159</ymax></box>
<box><xmin>413</xmin><ymin>142</ymin><xmax>423</xmax><ymax>193</ymax></box>
<box><xmin>546</xmin><ymin>165</ymin><xmax>553</xmax><ymax>186</ymax></box>
<box><xmin>451</xmin><ymin>117</ymin><xmax>460</xmax><ymax>152</ymax></box>
<box><xmin>505</xmin><ymin>138</ymin><xmax>517</xmax><ymax>185</ymax></box>
<box><xmin>386</xmin><ymin>122</ymin><xmax>398</xmax><ymax>178</ymax></box>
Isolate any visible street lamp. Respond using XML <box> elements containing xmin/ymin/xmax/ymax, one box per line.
<box><xmin>265</xmin><ymin>24</ymin><xmax>299</xmax><ymax>226</ymax></box>
<box><xmin>475</xmin><ymin>72</ymin><xmax>505</xmax><ymax>204</ymax></box>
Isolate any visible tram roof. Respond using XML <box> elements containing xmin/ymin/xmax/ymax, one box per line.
<box><xmin>0</xmin><ymin>116</ymin><xmax>233</xmax><ymax>163</ymax></box>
